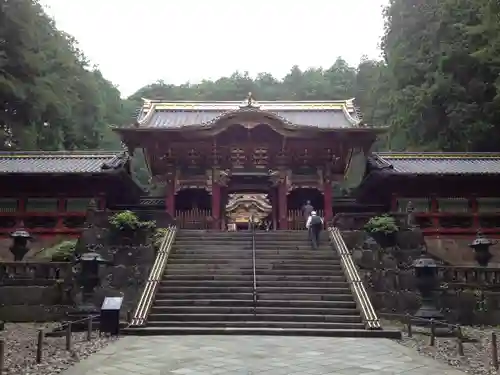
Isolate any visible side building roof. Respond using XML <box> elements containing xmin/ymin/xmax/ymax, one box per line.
<box><xmin>128</xmin><ymin>96</ymin><xmax>367</xmax><ymax>130</ymax></box>
<box><xmin>0</xmin><ymin>151</ymin><xmax>129</xmax><ymax>175</ymax></box>
<box><xmin>370</xmin><ymin>152</ymin><xmax>500</xmax><ymax>175</ymax></box>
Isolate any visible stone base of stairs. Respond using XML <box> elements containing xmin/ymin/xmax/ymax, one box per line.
<box><xmin>122</xmin><ymin>326</ymin><xmax>402</xmax><ymax>338</ymax></box>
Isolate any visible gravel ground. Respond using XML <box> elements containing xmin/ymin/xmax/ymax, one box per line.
<box><xmin>0</xmin><ymin>322</ymin><xmax>120</xmax><ymax>375</ymax></box>
<box><xmin>383</xmin><ymin>319</ymin><xmax>500</xmax><ymax>375</ymax></box>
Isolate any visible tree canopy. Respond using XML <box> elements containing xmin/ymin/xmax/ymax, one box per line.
<box><xmin>2</xmin><ymin>0</ymin><xmax>500</xmax><ymax>158</ymax></box>
<box><xmin>0</xmin><ymin>0</ymin><xmax>131</xmax><ymax>151</ymax></box>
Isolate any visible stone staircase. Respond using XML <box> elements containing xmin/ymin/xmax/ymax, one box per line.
<box><xmin>127</xmin><ymin>229</ymin><xmax>400</xmax><ymax>337</ymax></box>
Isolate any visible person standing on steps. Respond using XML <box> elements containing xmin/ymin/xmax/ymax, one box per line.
<box><xmin>302</xmin><ymin>200</ymin><xmax>314</xmax><ymax>219</ymax></box>
<box><xmin>306</xmin><ymin>211</ymin><xmax>324</xmax><ymax>250</ymax></box>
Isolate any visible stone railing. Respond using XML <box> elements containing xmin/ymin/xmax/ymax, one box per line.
<box><xmin>438</xmin><ymin>266</ymin><xmax>500</xmax><ymax>288</ymax></box>
<box><xmin>0</xmin><ymin>261</ymin><xmax>72</xmax><ymax>286</ymax></box>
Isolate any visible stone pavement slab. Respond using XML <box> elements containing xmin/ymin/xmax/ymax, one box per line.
<box><xmin>61</xmin><ymin>335</ymin><xmax>466</xmax><ymax>375</ymax></box>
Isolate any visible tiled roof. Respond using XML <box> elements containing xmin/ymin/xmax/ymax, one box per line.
<box><xmin>371</xmin><ymin>152</ymin><xmax>500</xmax><ymax>175</ymax></box>
<box><xmin>0</xmin><ymin>151</ymin><xmax>128</xmax><ymax>174</ymax></box>
<box><xmin>134</xmin><ymin>99</ymin><xmax>364</xmax><ymax>129</ymax></box>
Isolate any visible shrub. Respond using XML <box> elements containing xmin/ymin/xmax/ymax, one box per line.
<box><xmin>364</xmin><ymin>214</ymin><xmax>399</xmax><ymax>234</ymax></box>
<box><xmin>153</xmin><ymin>228</ymin><xmax>169</xmax><ymax>249</ymax></box>
<box><xmin>40</xmin><ymin>240</ymin><xmax>78</xmax><ymax>262</ymax></box>
<box><xmin>108</xmin><ymin>210</ymin><xmax>156</xmax><ymax>231</ymax></box>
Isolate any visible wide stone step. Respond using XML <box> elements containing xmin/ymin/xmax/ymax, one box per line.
<box><xmin>256</xmin><ymin>286</ymin><xmax>351</xmax><ymax>294</ymax></box>
<box><xmin>257</xmin><ymin>293</ymin><xmax>354</xmax><ymax>301</ymax></box>
<box><xmin>165</xmin><ymin>265</ymin><xmax>343</xmax><ymax>273</ymax></box>
<box><xmin>145</xmin><ymin>321</ymin><xmax>365</xmax><ymax>329</ymax></box>
<box><xmin>124</xmin><ymin>326</ymin><xmax>402</xmax><ymax>338</ymax></box>
<box><xmin>154</xmin><ymin>299</ymin><xmax>255</xmax><ymax>307</ymax></box>
<box><xmin>170</xmin><ymin>252</ymin><xmax>337</xmax><ymax>259</ymax></box>
<box><xmin>256</xmin><ymin>299</ymin><xmax>357</xmax><ymax>308</ymax></box>
<box><xmin>160</xmin><ymin>280</ymin><xmax>349</xmax><ymax>288</ymax></box>
<box><xmin>155</xmin><ymin>292</ymin><xmax>254</xmax><ymax>300</ymax></box>
<box><xmin>162</xmin><ymin>274</ymin><xmax>345</xmax><ymax>282</ymax></box>
<box><xmin>150</xmin><ymin>306</ymin><xmax>358</xmax><ymax>317</ymax></box>
<box><xmin>167</xmin><ymin>259</ymin><xmax>255</xmax><ymax>265</ymax></box>
<box><xmin>157</xmin><ymin>286</ymin><xmax>254</xmax><ymax>293</ymax></box>
<box><xmin>256</xmin><ymin>259</ymin><xmax>342</xmax><ymax>265</ymax></box>
<box><xmin>153</xmin><ymin>299</ymin><xmax>357</xmax><ymax>308</ymax></box>
<box><xmin>174</xmin><ymin>242</ymin><xmax>252</xmax><ymax>248</ymax></box>
<box><xmin>257</xmin><ymin>264</ymin><xmax>342</xmax><ymax>270</ymax></box>
<box><xmin>165</xmin><ymin>268</ymin><xmax>344</xmax><ymax>276</ymax></box>
<box><xmin>166</xmin><ymin>260</ymin><xmax>342</xmax><ymax>267</ymax></box>
<box><xmin>165</xmin><ymin>264</ymin><xmax>253</xmax><ymax>270</ymax></box>
<box><xmin>159</xmin><ymin>280</ymin><xmax>254</xmax><ymax>287</ymax></box>
<box><xmin>147</xmin><ymin>313</ymin><xmax>361</xmax><ymax>322</ymax></box>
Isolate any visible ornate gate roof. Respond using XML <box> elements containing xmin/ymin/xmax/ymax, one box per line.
<box><xmin>132</xmin><ymin>94</ymin><xmax>364</xmax><ymax>130</ymax></box>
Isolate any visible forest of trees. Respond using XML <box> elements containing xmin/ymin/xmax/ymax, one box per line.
<box><xmin>2</xmin><ymin>0</ymin><xmax>500</xmax><ymax>155</ymax></box>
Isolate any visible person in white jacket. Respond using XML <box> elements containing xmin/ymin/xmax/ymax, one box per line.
<box><xmin>306</xmin><ymin>211</ymin><xmax>324</xmax><ymax>249</ymax></box>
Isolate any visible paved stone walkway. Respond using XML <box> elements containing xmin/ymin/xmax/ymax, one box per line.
<box><xmin>62</xmin><ymin>335</ymin><xmax>465</xmax><ymax>375</ymax></box>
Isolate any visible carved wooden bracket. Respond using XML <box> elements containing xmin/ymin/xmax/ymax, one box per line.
<box><xmin>212</xmin><ymin>168</ymin><xmax>231</xmax><ymax>187</ymax></box>
<box><xmin>268</xmin><ymin>169</ymin><xmax>292</xmax><ymax>192</ymax></box>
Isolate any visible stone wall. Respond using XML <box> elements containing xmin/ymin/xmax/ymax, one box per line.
<box><xmin>425</xmin><ymin>235</ymin><xmax>500</xmax><ymax>267</ymax></box>
<box><xmin>343</xmin><ymin>229</ymin><xmax>500</xmax><ymax>325</ymax></box>
<box><xmin>0</xmin><ymin>209</ymin><xmax>165</xmax><ymax>322</ymax></box>
<box><xmin>0</xmin><ymin>285</ymin><xmax>72</xmax><ymax>321</ymax></box>
<box><xmin>76</xmin><ymin>211</ymin><xmax>157</xmax><ymax>318</ymax></box>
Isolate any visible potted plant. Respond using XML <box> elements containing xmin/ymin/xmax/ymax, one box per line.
<box><xmin>364</xmin><ymin>214</ymin><xmax>399</xmax><ymax>248</ymax></box>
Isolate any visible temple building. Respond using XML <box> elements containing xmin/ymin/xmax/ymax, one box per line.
<box><xmin>116</xmin><ymin>94</ymin><xmax>381</xmax><ymax>230</ymax></box>
<box><xmin>0</xmin><ymin>151</ymin><xmax>140</xmax><ymax>237</ymax></box>
<box><xmin>0</xmin><ymin>95</ymin><xmax>499</xmax><ymax>248</ymax></box>
<box><xmin>357</xmin><ymin>152</ymin><xmax>500</xmax><ymax>236</ymax></box>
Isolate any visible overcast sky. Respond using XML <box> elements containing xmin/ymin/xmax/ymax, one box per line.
<box><xmin>40</xmin><ymin>0</ymin><xmax>388</xmax><ymax>97</ymax></box>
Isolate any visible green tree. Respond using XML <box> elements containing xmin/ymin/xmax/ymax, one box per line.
<box><xmin>0</xmin><ymin>0</ymin><xmax>132</xmax><ymax>151</ymax></box>
<box><xmin>382</xmin><ymin>0</ymin><xmax>500</xmax><ymax>151</ymax></box>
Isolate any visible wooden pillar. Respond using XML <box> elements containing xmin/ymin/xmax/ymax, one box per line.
<box><xmin>17</xmin><ymin>197</ymin><xmax>26</xmax><ymax>228</ymax></box>
<box><xmin>391</xmin><ymin>193</ymin><xmax>398</xmax><ymax>211</ymax></box>
<box><xmin>166</xmin><ymin>180</ymin><xmax>175</xmax><ymax>219</ymax></box>
<box><xmin>56</xmin><ymin>198</ymin><xmax>65</xmax><ymax>230</ymax></box>
<box><xmin>211</xmin><ymin>182</ymin><xmax>221</xmax><ymax>230</ymax></box>
<box><xmin>270</xmin><ymin>187</ymin><xmax>278</xmax><ymax>230</ymax></box>
<box><xmin>98</xmin><ymin>193</ymin><xmax>106</xmax><ymax>210</ymax></box>
<box><xmin>278</xmin><ymin>181</ymin><xmax>288</xmax><ymax>230</ymax></box>
<box><xmin>430</xmin><ymin>195</ymin><xmax>439</xmax><ymax>231</ymax></box>
<box><xmin>323</xmin><ymin>181</ymin><xmax>333</xmax><ymax>226</ymax></box>
<box><xmin>471</xmin><ymin>195</ymin><xmax>479</xmax><ymax>229</ymax></box>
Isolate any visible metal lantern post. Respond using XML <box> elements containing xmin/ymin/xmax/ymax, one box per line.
<box><xmin>9</xmin><ymin>229</ymin><xmax>32</xmax><ymax>261</ymax></box>
<box><xmin>469</xmin><ymin>230</ymin><xmax>496</xmax><ymax>267</ymax></box>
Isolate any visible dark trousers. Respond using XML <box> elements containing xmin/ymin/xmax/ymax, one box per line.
<box><xmin>309</xmin><ymin>224</ymin><xmax>322</xmax><ymax>249</ymax></box>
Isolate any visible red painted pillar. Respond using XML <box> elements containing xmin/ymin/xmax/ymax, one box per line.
<box><xmin>278</xmin><ymin>181</ymin><xmax>288</xmax><ymax>230</ymax></box>
<box><xmin>56</xmin><ymin>198</ymin><xmax>65</xmax><ymax>231</ymax></box>
<box><xmin>323</xmin><ymin>181</ymin><xmax>333</xmax><ymax>226</ymax></box>
<box><xmin>166</xmin><ymin>181</ymin><xmax>175</xmax><ymax>219</ymax></box>
<box><xmin>211</xmin><ymin>182</ymin><xmax>221</xmax><ymax>230</ymax></box>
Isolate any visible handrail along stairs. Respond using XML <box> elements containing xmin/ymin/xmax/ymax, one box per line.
<box><xmin>131</xmin><ymin>225</ymin><xmax>177</xmax><ymax>327</ymax></box>
<box><xmin>250</xmin><ymin>216</ymin><xmax>257</xmax><ymax>315</ymax></box>
<box><xmin>328</xmin><ymin>226</ymin><xmax>381</xmax><ymax>330</ymax></box>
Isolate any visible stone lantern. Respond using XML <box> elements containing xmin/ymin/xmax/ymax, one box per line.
<box><xmin>413</xmin><ymin>254</ymin><xmax>444</xmax><ymax>322</ymax></box>
<box><xmin>75</xmin><ymin>252</ymin><xmax>112</xmax><ymax>313</ymax></box>
<box><xmin>469</xmin><ymin>230</ymin><xmax>496</xmax><ymax>267</ymax></box>
<box><xmin>9</xmin><ymin>228</ymin><xmax>32</xmax><ymax>261</ymax></box>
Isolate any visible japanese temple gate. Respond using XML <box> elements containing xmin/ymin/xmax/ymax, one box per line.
<box><xmin>117</xmin><ymin>95</ymin><xmax>381</xmax><ymax>229</ymax></box>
